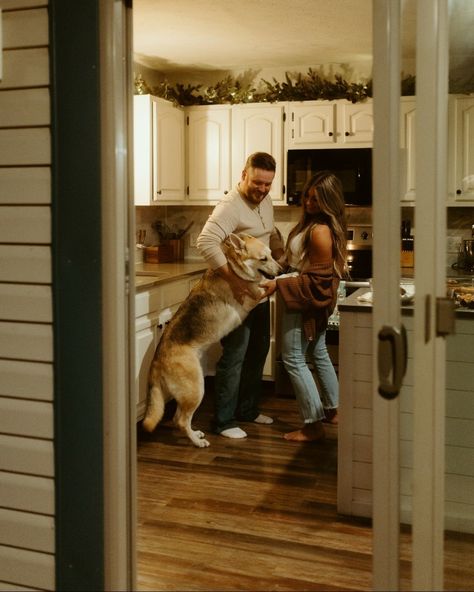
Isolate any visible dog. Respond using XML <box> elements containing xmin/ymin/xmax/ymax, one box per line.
<box><xmin>142</xmin><ymin>233</ymin><xmax>281</xmax><ymax>447</ymax></box>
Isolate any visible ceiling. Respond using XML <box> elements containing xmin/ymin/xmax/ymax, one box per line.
<box><xmin>133</xmin><ymin>0</ymin><xmax>377</xmax><ymax>73</ymax></box>
<box><xmin>133</xmin><ymin>0</ymin><xmax>472</xmax><ymax>76</ymax></box>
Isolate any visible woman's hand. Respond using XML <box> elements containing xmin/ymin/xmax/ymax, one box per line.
<box><xmin>260</xmin><ymin>279</ymin><xmax>277</xmax><ymax>299</ymax></box>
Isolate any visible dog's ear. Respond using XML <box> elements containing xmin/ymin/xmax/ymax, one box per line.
<box><xmin>227</xmin><ymin>233</ymin><xmax>247</xmax><ymax>253</ymax></box>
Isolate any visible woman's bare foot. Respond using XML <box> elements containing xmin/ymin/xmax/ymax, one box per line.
<box><xmin>322</xmin><ymin>408</ymin><xmax>338</xmax><ymax>425</ymax></box>
<box><xmin>283</xmin><ymin>421</ymin><xmax>325</xmax><ymax>442</ymax></box>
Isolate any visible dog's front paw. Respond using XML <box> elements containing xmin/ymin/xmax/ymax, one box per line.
<box><xmin>191</xmin><ymin>430</ymin><xmax>210</xmax><ymax>448</ymax></box>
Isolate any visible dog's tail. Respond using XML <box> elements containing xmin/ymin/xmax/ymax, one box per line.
<box><xmin>142</xmin><ymin>383</ymin><xmax>166</xmax><ymax>432</ymax></box>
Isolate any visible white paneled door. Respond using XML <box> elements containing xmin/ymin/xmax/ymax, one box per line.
<box><xmin>371</xmin><ymin>1</ymin><xmax>466</xmax><ymax>590</ymax></box>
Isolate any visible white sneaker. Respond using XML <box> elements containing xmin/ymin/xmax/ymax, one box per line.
<box><xmin>254</xmin><ymin>414</ymin><xmax>273</xmax><ymax>425</ymax></box>
<box><xmin>220</xmin><ymin>427</ymin><xmax>247</xmax><ymax>439</ymax></box>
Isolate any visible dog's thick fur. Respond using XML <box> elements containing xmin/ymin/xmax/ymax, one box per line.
<box><xmin>142</xmin><ymin>233</ymin><xmax>281</xmax><ymax>447</ymax></box>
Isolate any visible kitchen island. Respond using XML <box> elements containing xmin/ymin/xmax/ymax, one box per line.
<box><xmin>337</xmin><ymin>287</ymin><xmax>474</xmax><ymax>533</ymax></box>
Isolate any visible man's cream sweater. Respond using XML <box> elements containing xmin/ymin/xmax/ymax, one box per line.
<box><xmin>196</xmin><ymin>185</ymin><xmax>283</xmax><ymax>270</ymax></box>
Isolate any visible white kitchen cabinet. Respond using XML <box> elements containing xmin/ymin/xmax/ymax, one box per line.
<box><xmin>186</xmin><ymin>105</ymin><xmax>232</xmax><ymax>202</ymax></box>
<box><xmin>133</xmin><ymin>94</ymin><xmax>185</xmax><ymax>204</ymax></box>
<box><xmin>231</xmin><ymin>103</ymin><xmax>286</xmax><ymax>203</ymax></box>
<box><xmin>287</xmin><ymin>99</ymin><xmax>373</xmax><ymax>149</ymax></box>
<box><xmin>339</xmin><ymin>101</ymin><xmax>374</xmax><ymax>145</ymax></box>
<box><xmin>400</xmin><ymin>95</ymin><xmax>474</xmax><ymax>205</ymax></box>
<box><xmin>448</xmin><ymin>95</ymin><xmax>474</xmax><ymax>205</ymax></box>
<box><xmin>400</xmin><ymin>97</ymin><xmax>416</xmax><ymax>203</ymax></box>
<box><xmin>135</xmin><ymin>322</ymin><xmax>157</xmax><ymax>420</ymax></box>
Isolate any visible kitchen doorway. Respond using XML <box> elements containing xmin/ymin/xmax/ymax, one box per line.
<box><xmin>119</xmin><ymin>1</ymin><xmax>474</xmax><ymax>591</ymax></box>
<box><xmin>129</xmin><ymin>2</ymin><xmax>372</xmax><ymax>589</ymax></box>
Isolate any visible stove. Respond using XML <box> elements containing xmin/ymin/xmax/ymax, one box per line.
<box><xmin>346</xmin><ymin>224</ymin><xmax>373</xmax><ymax>285</ymax></box>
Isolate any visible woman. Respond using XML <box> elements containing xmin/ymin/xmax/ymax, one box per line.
<box><xmin>265</xmin><ymin>171</ymin><xmax>347</xmax><ymax>441</ymax></box>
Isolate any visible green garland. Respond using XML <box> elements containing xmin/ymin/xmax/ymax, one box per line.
<box><xmin>134</xmin><ymin>69</ymin><xmax>420</xmax><ymax>106</ymax></box>
<box><xmin>259</xmin><ymin>70</ymin><xmax>372</xmax><ymax>103</ymax></box>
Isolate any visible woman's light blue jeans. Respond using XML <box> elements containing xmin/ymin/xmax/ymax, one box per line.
<box><xmin>281</xmin><ymin>308</ymin><xmax>338</xmax><ymax>423</ymax></box>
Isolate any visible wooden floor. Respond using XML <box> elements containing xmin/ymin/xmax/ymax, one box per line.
<box><xmin>137</xmin><ymin>380</ymin><xmax>474</xmax><ymax>591</ymax></box>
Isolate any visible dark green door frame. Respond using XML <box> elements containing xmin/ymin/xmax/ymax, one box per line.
<box><xmin>50</xmin><ymin>2</ymin><xmax>104</xmax><ymax>589</ymax></box>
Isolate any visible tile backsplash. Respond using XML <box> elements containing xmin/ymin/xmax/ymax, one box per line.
<box><xmin>136</xmin><ymin>204</ymin><xmax>473</xmax><ymax>266</ymax></box>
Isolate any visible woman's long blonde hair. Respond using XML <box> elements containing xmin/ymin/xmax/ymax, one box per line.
<box><xmin>285</xmin><ymin>171</ymin><xmax>348</xmax><ymax>278</ymax></box>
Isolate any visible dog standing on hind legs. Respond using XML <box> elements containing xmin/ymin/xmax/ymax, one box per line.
<box><xmin>142</xmin><ymin>233</ymin><xmax>281</xmax><ymax>447</ymax></box>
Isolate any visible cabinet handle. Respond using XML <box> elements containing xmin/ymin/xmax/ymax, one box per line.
<box><xmin>328</xmin><ymin>132</ymin><xmax>333</xmax><ymax>137</ymax></box>
<box><xmin>456</xmin><ymin>189</ymin><xmax>462</xmax><ymax>195</ymax></box>
<box><xmin>224</xmin><ymin>190</ymin><xmax>228</xmax><ymax>195</ymax></box>
<box><xmin>377</xmin><ymin>324</ymin><xmax>408</xmax><ymax>400</ymax></box>
<box><xmin>345</xmin><ymin>131</ymin><xmax>350</xmax><ymax>136</ymax></box>
<box><xmin>157</xmin><ymin>190</ymin><xmax>162</xmax><ymax>195</ymax></box>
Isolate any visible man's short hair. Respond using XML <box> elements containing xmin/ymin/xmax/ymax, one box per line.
<box><xmin>244</xmin><ymin>152</ymin><xmax>276</xmax><ymax>172</ymax></box>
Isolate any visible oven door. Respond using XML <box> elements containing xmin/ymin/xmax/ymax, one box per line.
<box><xmin>346</xmin><ymin>248</ymin><xmax>372</xmax><ymax>282</ymax></box>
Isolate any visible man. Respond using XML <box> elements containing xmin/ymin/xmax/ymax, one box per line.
<box><xmin>197</xmin><ymin>152</ymin><xmax>284</xmax><ymax>439</ymax></box>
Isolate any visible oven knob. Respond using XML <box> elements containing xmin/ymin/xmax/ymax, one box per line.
<box><xmin>361</xmin><ymin>231</ymin><xmax>369</xmax><ymax>240</ymax></box>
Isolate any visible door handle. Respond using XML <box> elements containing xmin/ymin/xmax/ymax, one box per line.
<box><xmin>377</xmin><ymin>324</ymin><xmax>408</xmax><ymax>400</ymax></box>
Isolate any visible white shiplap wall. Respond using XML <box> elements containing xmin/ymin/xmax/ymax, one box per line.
<box><xmin>0</xmin><ymin>1</ymin><xmax>55</xmax><ymax>590</ymax></box>
<box><xmin>338</xmin><ymin>309</ymin><xmax>474</xmax><ymax>534</ymax></box>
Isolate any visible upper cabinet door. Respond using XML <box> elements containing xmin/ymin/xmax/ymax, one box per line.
<box><xmin>288</xmin><ymin>101</ymin><xmax>337</xmax><ymax>147</ymax></box>
<box><xmin>448</xmin><ymin>95</ymin><xmax>474</xmax><ymax>204</ymax></box>
<box><xmin>400</xmin><ymin>97</ymin><xmax>416</xmax><ymax>202</ymax></box>
<box><xmin>133</xmin><ymin>95</ymin><xmax>185</xmax><ymax>204</ymax></box>
<box><xmin>288</xmin><ymin>100</ymin><xmax>373</xmax><ymax>148</ymax></box>
<box><xmin>187</xmin><ymin>106</ymin><xmax>232</xmax><ymax>202</ymax></box>
<box><xmin>231</xmin><ymin>103</ymin><xmax>286</xmax><ymax>202</ymax></box>
<box><xmin>133</xmin><ymin>95</ymin><xmax>153</xmax><ymax>205</ymax></box>
<box><xmin>152</xmin><ymin>99</ymin><xmax>185</xmax><ymax>202</ymax></box>
<box><xmin>339</xmin><ymin>101</ymin><xmax>374</xmax><ymax>146</ymax></box>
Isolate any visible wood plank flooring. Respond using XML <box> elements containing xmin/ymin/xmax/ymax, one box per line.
<box><xmin>136</xmin><ymin>380</ymin><xmax>474</xmax><ymax>591</ymax></box>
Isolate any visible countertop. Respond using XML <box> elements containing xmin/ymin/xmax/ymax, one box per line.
<box><xmin>135</xmin><ymin>261</ymin><xmax>208</xmax><ymax>290</ymax></box>
<box><xmin>339</xmin><ymin>287</ymin><xmax>474</xmax><ymax>318</ymax></box>
<box><xmin>401</xmin><ymin>267</ymin><xmax>474</xmax><ymax>281</ymax></box>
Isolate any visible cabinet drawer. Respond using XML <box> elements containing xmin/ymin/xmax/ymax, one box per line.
<box><xmin>161</xmin><ymin>278</ymin><xmax>189</xmax><ymax>308</ymax></box>
<box><xmin>135</xmin><ymin>311</ymin><xmax>161</xmax><ymax>332</ymax></box>
<box><xmin>135</xmin><ymin>287</ymin><xmax>161</xmax><ymax>318</ymax></box>
<box><xmin>135</xmin><ymin>276</ymin><xmax>193</xmax><ymax>319</ymax></box>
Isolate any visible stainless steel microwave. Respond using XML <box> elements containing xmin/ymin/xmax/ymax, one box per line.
<box><xmin>286</xmin><ymin>148</ymin><xmax>372</xmax><ymax>206</ymax></box>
